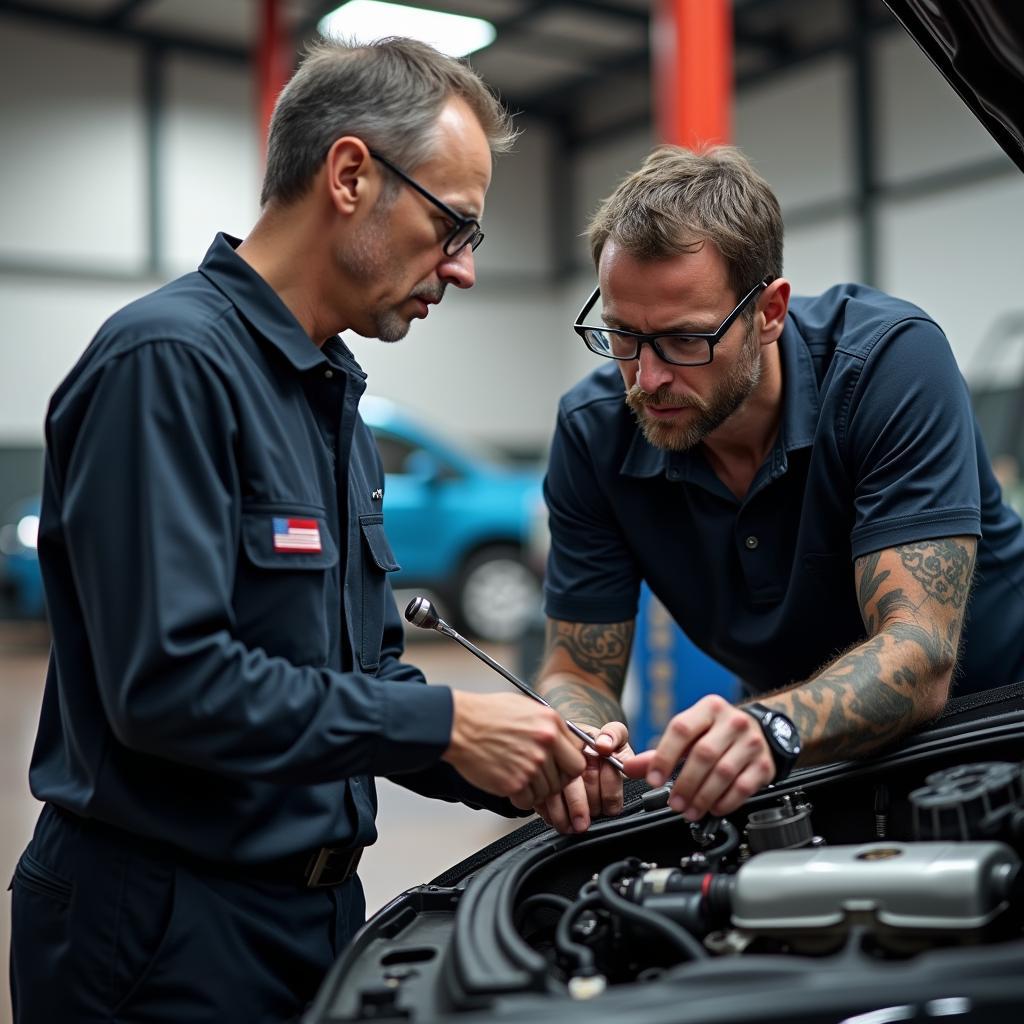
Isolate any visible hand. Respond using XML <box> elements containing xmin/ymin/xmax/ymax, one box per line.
<box><xmin>527</xmin><ymin>722</ymin><xmax>631</xmax><ymax>834</ymax></box>
<box><xmin>443</xmin><ymin>691</ymin><xmax>587</xmax><ymax>805</ymax></box>
<box><xmin>622</xmin><ymin>695</ymin><xmax>774</xmax><ymax>820</ymax></box>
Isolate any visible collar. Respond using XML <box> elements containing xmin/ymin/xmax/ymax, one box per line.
<box><xmin>198</xmin><ymin>232</ymin><xmax>332</xmax><ymax>374</ymax></box>
<box><xmin>619</xmin><ymin>316</ymin><xmax>821</xmax><ymax>482</ymax></box>
<box><xmin>776</xmin><ymin>315</ymin><xmax>820</xmax><ymax>453</ymax></box>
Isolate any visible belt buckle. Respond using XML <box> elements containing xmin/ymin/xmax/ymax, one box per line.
<box><xmin>305</xmin><ymin>845</ymin><xmax>361</xmax><ymax>888</ymax></box>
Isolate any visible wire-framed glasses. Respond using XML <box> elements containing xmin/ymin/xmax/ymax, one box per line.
<box><xmin>369</xmin><ymin>150</ymin><xmax>484</xmax><ymax>256</ymax></box>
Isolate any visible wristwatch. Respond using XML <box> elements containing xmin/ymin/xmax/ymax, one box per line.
<box><xmin>741</xmin><ymin>703</ymin><xmax>802</xmax><ymax>783</ymax></box>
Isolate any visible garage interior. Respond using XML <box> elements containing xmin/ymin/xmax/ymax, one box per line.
<box><xmin>2</xmin><ymin>2</ymin><xmax>1024</xmax><ymax>1021</ymax></box>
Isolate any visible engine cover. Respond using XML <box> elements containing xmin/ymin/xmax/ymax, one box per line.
<box><xmin>731</xmin><ymin>841</ymin><xmax>1019</xmax><ymax>934</ymax></box>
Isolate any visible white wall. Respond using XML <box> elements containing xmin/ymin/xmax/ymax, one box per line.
<box><xmin>0</xmin><ymin>17</ymin><xmax>574</xmax><ymax>449</ymax></box>
<box><xmin>879</xmin><ymin>177</ymin><xmax>1024</xmax><ymax>378</ymax></box>
<box><xmin>0</xmin><ymin>21</ymin><xmax>147</xmax><ymax>270</ymax></box>
<box><xmin>1</xmin><ymin>13</ymin><xmax>1022</xmax><ymax>453</ymax></box>
<box><xmin>875</xmin><ymin>31</ymin><xmax>1003</xmax><ymax>185</ymax></box>
<box><xmin>161</xmin><ymin>53</ymin><xmax>262</xmax><ymax>273</ymax></box>
<box><xmin>735</xmin><ymin>55</ymin><xmax>853</xmax><ymax>211</ymax></box>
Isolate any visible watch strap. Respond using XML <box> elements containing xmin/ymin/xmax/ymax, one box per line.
<box><xmin>741</xmin><ymin>702</ymin><xmax>800</xmax><ymax>783</ymax></box>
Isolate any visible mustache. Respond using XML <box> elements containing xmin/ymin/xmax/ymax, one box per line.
<box><xmin>626</xmin><ymin>383</ymin><xmax>708</xmax><ymax>413</ymax></box>
<box><xmin>410</xmin><ymin>282</ymin><xmax>446</xmax><ymax>304</ymax></box>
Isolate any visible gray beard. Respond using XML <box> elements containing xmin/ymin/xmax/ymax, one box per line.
<box><xmin>625</xmin><ymin>325</ymin><xmax>762</xmax><ymax>452</ymax></box>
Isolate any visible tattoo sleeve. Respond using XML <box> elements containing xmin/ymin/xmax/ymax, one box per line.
<box><xmin>765</xmin><ymin>537</ymin><xmax>976</xmax><ymax>763</ymax></box>
<box><xmin>537</xmin><ymin>620</ymin><xmax>633</xmax><ymax>731</ymax></box>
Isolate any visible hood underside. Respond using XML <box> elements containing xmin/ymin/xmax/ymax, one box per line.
<box><xmin>884</xmin><ymin>0</ymin><xmax>1024</xmax><ymax>173</ymax></box>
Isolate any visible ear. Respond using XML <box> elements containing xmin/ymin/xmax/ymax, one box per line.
<box><xmin>757</xmin><ymin>278</ymin><xmax>791</xmax><ymax>347</ymax></box>
<box><xmin>323</xmin><ymin>137</ymin><xmax>377</xmax><ymax>217</ymax></box>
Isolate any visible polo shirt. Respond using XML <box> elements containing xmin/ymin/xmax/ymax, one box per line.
<box><xmin>544</xmin><ymin>283</ymin><xmax>1024</xmax><ymax>696</ymax></box>
<box><xmin>29</xmin><ymin>233</ymin><xmax>511</xmax><ymax>865</ymax></box>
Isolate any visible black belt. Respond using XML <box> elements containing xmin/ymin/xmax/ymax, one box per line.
<box><xmin>51</xmin><ymin>804</ymin><xmax>363</xmax><ymax>890</ymax></box>
<box><xmin>239</xmin><ymin>841</ymin><xmax>365</xmax><ymax>888</ymax></box>
<box><xmin>300</xmin><ymin>845</ymin><xmax>364</xmax><ymax>888</ymax></box>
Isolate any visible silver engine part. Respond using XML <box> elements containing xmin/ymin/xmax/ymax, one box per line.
<box><xmin>731</xmin><ymin>841</ymin><xmax>1020</xmax><ymax>950</ymax></box>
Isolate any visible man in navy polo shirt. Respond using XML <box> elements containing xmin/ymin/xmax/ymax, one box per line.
<box><xmin>10</xmin><ymin>38</ymin><xmax>586</xmax><ymax>1024</ymax></box>
<box><xmin>531</xmin><ymin>145</ymin><xmax>1024</xmax><ymax>837</ymax></box>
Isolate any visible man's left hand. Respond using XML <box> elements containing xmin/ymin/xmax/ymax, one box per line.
<box><xmin>522</xmin><ymin>721</ymin><xmax>631</xmax><ymax>833</ymax></box>
<box><xmin>623</xmin><ymin>695</ymin><xmax>774</xmax><ymax>820</ymax></box>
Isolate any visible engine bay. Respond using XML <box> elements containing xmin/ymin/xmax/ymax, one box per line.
<box><xmin>517</xmin><ymin>762</ymin><xmax>1024</xmax><ymax>999</ymax></box>
<box><xmin>310</xmin><ymin>705</ymin><xmax>1024</xmax><ymax>1023</ymax></box>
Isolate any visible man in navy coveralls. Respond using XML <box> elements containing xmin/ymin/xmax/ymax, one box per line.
<box><xmin>10</xmin><ymin>37</ymin><xmax>585</xmax><ymax>1023</ymax></box>
<box><xmin>532</xmin><ymin>146</ymin><xmax>1024</xmax><ymax>836</ymax></box>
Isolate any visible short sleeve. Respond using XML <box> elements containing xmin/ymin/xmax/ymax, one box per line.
<box><xmin>542</xmin><ymin>404</ymin><xmax>642</xmax><ymax>622</ymax></box>
<box><xmin>845</xmin><ymin>317</ymin><xmax>981</xmax><ymax>558</ymax></box>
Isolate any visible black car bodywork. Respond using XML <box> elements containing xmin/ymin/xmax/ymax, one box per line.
<box><xmin>306</xmin><ymin>3</ymin><xmax>1024</xmax><ymax>1022</ymax></box>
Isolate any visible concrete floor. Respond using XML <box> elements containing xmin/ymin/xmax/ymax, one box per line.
<box><xmin>0</xmin><ymin>621</ymin><xmax>524</xmax><ymax>1024</ymax></box>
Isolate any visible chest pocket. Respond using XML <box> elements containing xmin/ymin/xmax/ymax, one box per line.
<box><xmin>236</xmin><ymin>507</ymin><xmax>339</xmax><ymax>667</ymax></box>
<box><xmin>359</xmin><ymin>513</ymin><xmax>400</xmax><ymax>673</ymax></box>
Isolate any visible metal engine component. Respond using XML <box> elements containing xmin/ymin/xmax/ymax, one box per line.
<box><xmin>744</xmin><ymin>793</ymin><xmax>818</xmax><ymax>853</ymax></box>
<box><xmin>910</xmin><ymin>762</ymin><xmax>1024</xmax><ymax>841</ymax></box>
<box><xmin>731</xmin><ymin>841</ymin><xmax>1020</xmax><ymax>943</ymax></box>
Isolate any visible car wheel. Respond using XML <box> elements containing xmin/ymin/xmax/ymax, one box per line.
<box><xmin>453</xmin><ymin>545</ymin><xmax>541</xmax><ymax>643</ymax></box>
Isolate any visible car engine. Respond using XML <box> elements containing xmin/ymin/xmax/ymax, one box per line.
<box><xmin>516</xmin><ymin>762</ymin><xmax>1024</xmax><ymax>1002</ymax></box>
<box><xmin>310</xmin><ymin>705</ymin><xmax>1024</xmax><ymax>1023</ymax></box>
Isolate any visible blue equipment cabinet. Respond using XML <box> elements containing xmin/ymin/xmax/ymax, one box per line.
<box><xmin>631</xmin><ymin>585</ymin><xmax>740</xmax><ymax>750</ymax></box>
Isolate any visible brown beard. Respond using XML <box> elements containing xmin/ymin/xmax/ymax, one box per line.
<box><xmin>625</xmin><ymin>322</ymin><xmax>762</xmax><ymax>451</ymax></box>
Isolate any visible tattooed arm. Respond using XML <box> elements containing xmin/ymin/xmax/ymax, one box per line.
<box><xmin>758</xmin><ymin>536</ymin><xmax>975</xmax><ymax>762</ymax></box>
<box><xmin>523</xmin><ymin>618</ymin><xmax>635</xmax><ymax>834</ymax></box>
<box><xmin>623</xmin><ymin>537</ymin><xmax>976</xmax><ymax>822</ymax></box>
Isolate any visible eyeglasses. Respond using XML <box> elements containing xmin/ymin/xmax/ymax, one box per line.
<box><xmin>369</xmin><ymin>150</ymin><xmax>484</xmax><ymax>256</ymax></box>
<box><xmin>573</xmin><ymin>278</ymin><xmax>771</xmax><ymax>366</ymax></box>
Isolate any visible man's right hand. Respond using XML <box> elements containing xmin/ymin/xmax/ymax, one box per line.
<box><xmin>442</xmin><ymin>691</ymin><xmax>587</xmax><ymax>807</ymax></box>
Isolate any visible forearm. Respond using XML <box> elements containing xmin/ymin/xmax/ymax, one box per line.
<box><xmin>536</xmin><ymin>619</ymin><xmax>633</xmax><ymax>731</ymax></box>
<box><xmin>758</xmin><ymin>622</ymin><xmax>955</xmax><ymax>764</ymax></box>
<box><xmin>538</xmin><ymin>672</ymin><xmax>627</xmax><ymax>731</ymax></box>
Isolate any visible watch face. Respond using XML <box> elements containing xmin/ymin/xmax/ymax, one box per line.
<box><xmin>769</xmin><ymin>715</ymin><xmax>801</xmax><ymax>756</ymax></box>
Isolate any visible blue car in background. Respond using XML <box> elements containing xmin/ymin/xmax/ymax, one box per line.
<box><xmin>360</xmin><ymin>396</ymin><xmax>544</xmax><ymax>643</ymax></box>
<box><xmin>0</xmin><ymin>401</ymin><xmax>545</xmax><ymax>644</ymax></box>
<box><xmin>0</xmin><ymin>495</ymin><xmax>44</xmax><ymax>619</ymax></box>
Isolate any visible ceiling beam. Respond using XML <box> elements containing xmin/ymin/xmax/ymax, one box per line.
<box><xmin>101</xmin><ymin>0</ymin><xmax>152</xmax><ymax>29</ymax></box>
<box><xmin>0</xmin><ymin>0</ymin><xmax>247</xmax><ymax>62</ymax></box>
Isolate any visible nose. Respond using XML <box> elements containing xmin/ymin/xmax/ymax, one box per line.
<box><xmin>438</xmin><ymin>245</ymin><xmax>476</xmax><ymax>290</ymax></box>
<box><xmin>635</xmin><ymin>341</ymin><xmax>674</xmax><ymax>394</ymax></box>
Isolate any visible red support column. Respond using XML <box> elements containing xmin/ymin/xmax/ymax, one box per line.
<box><xmin>257</xmin><ymin>0</ymin><xmax>293</xmax><ymax>155</ymax></box>
<box><xmin>652</xmin><ymin>0</ymin><xmax>733</xmax><ymax>147</ymax></box>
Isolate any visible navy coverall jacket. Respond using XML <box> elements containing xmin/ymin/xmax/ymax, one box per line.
<box><xmin>28</xmin><ymin>232</ymin><xmax>514</xmax><ymax>865</ymax></box>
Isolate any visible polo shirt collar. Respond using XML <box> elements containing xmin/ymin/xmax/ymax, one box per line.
<box><xmin>198</xmin><ymin>232</ymin><xmax>330</xmax><ymax>374</ymax></box>
<box><xmin>777</xmin><ymin>316</ymin><xmax>820</xmax><ymax>453</ymax></box>
<box><xmin>619</xmin><ymin>315</ymin><xmax>821</xmax><ymax>482</ymax></box>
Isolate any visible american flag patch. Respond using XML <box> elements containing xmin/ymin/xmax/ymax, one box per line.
<box><xmin>273</xmin><ymin>517</ymin><xmax>322</xmax><ymax>553</ymax></box>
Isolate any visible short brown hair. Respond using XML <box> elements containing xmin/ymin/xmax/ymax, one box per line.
<box><xmin>587</xmin><ymin>145</ymin><xmax>783</xmax><ymax>298</ymax></box>
<box><xmin>262</xmin><ymin>36</ymin><xmax>517</xmax><ymax>207</ymax></box>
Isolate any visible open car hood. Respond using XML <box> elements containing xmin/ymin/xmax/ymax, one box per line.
<box><xmin>883</xmin><ymin>0</ymin><xmax>1024</xmax><ymax>173</ymax></box>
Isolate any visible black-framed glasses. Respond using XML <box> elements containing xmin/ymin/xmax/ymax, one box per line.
<box><xmin>573</xmin><ymin>277</ymin><xmax>771</xmax><ymax>366</ymax></box>
<box><xmin>369</xmin><ymin>150</ymin><xmax>484</xmax><ymax>256</ymax></box>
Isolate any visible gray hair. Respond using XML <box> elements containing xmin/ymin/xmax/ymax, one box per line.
<box><xmin>261</xmin><ymin>36</ymin><xmax>517</xmax><ymax>207</ymax></box>
<box><xmin>587</xmin><ymin>145</ymin><xmax>783</xmax><ymax>299</ymax></box>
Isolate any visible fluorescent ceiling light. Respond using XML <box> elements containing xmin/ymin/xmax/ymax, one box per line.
<box><xmin>318</xmin><ymin>1</ymin><xmax>496</xmax><ymax>58</ymax></box>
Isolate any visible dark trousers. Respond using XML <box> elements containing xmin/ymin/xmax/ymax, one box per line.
<box><xmin>9</xmin><ymin>804</ymin><xmax>366</xmax><ymax>1024</ymax></box>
